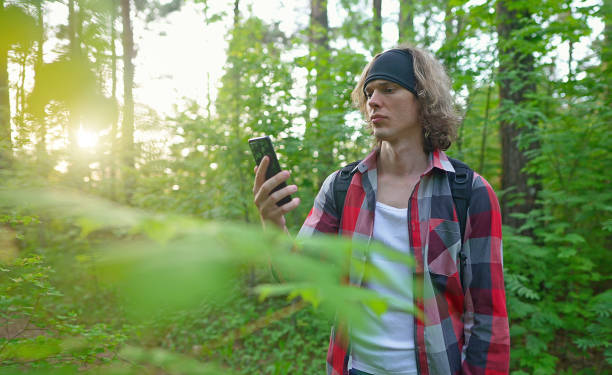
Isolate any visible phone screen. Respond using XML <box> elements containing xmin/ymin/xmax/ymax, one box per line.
<box><xmin>248</xmin><ymin>136</ymin><xmax>291</xmax><ymax>206</ymax></box>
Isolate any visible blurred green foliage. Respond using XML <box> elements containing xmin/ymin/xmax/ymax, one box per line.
<box><xmin>0</xmin><ymin>0</ymin><xmax>610</xmax><ymax>374</ymax></box>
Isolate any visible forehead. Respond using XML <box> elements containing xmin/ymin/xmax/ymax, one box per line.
<box><xmin>364</xmin><ymin>79</ymin><xmax>399</xmax><ymax>92</ymax></box>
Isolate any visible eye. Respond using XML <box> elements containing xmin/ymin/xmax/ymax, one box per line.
<box><xmin>365</xmin><ymin>91</ymin><xmax>373</xmax><ymax>99</ymax></box>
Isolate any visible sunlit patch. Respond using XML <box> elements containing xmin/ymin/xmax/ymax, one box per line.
<box><xmin>77</xmin><ymin>126</ymin><xmax>99</xmax><ymax>149</ymax></box>
<box><xmin>55</xmin><ymin>160</ymin><xmax>69</xmax><ymax>174</ymax></box>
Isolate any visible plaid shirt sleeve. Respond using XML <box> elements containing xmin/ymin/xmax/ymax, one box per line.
<box><xmin>462</xmin><ymin>172</ymin><xmax>510</xmax><ymax>375</ymax></box>
<box><xmin>298</xmin><ymin>171</ymin><xmax>341</xmax><ymax>237</ymax></box>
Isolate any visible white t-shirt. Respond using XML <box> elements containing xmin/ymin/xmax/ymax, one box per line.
<box><xmin>350</xmin><ymin>201</ymin><xmax>418</xmax><ymax>375</ymax></box>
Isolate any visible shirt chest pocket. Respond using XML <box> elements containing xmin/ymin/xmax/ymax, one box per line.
<box><xmin>426</xmin><ymin>219</ymin><xmax>462</xmax><ymax>276</ymax></box>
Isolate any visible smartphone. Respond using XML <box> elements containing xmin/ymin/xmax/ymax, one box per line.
<box><xmin>248</xmin><ymin>136</ymin><xmax>292</xmax><ymax>207</ymax></box>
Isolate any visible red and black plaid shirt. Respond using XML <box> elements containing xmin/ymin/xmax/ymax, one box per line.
<box><xmin>298</xmin><ymin>148</ymin><xmax>510</xmax><ymax>375</ymax></box>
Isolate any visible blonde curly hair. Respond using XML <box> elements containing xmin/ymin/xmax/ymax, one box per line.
<box><xmin>351</xmin><ymin>45</ymin><xmax>460</xmax><ymax>152</ymax></box>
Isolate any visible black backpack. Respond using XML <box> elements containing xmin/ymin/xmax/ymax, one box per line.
<box><xmin>332</xmin><ymin>158</ymin><xmax>473</xmax><ymax>288</ymax></box>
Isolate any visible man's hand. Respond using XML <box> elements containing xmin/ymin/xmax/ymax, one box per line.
<box><xmin>253</xmin><ymin>156</ymin><xmax>300</xmax><ymax>231</ymax></box>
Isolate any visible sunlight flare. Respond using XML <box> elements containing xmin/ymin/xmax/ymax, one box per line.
<box><xmin>77</xmin><ymin>126</ymin><xmax>99</xmax><ymax>149</ymax></box>
<box><xmin>54</xmin><ymin>160</ymin><xmax>69</xmax><ymax>174</ymax></box>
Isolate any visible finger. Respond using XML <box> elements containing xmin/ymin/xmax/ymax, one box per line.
<box><xmin>261</xmin><ymin>197</ymin><xmax>300</xmax><ymax>222</ymax></box>
<box><xmin>255</xmin><ymin>183</ymin><xmax>294</xmax><ymax>214</ymax></box>
<box><xmin>254</xmin><ymin>156</ymin><xmax>269</xmax><ymax>192</ymax></box>
<box><xmin>253</xmin><ymin>157</ymin><xmax>267</xmax><ymax>194</ymax></box>
<box><xmin>259</xmin><ymin>170</ymin><xmax>291</xmax><ymax>198</ymax></box>
<box><xmin>253</xmin><ymin>165</ymin><xmax>259</xmax><ymax>193</ymax></box>
<box><xmin>279</xmin><ymin>197</ymin><xmax>300</xmax><ymax>214</ymax></box>
<box><xmin>268</xmin><ymin>184</ymin><xmax>298</xmax><ymax>205</ymax></box>
<box><xmin>258</xmin><ymin>185</ymin><xmax>298</xmax><ymax>221</ymax></box>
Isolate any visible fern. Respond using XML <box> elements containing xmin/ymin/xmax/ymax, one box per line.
<box><xmin>505</xmin><ymin>273</ymin><xmax>540</xmax><ymax>300</ymax></box>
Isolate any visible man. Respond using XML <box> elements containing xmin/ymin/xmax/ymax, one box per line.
<box><xmin>253</xmin><ymin>46</ymin><xmax>509</xmax><ymax>375</ymax></box>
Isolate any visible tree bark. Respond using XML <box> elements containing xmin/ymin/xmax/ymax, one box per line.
<box><xmin>17</xmin><ymin>51</ymin><xmax>26</xmax><ymax>126</ymax></box>
<box><xmin>310</xmin><ymin>0</ymin><xmax>328</xmax><ymax>47</ymax></box>
<box><xmin>68</xmin><ymin>0</ymin><xmax>79</xmax><ymax>58</ymax></box>
<box><xmin>230</xmin><ymin>0</ymin><xmax>250</xmax><ymax>223</ymax></box>
<box><xmin>67</xmin><ymin>0</ymin><xmax>80</xmax><ymax>151</ymax></box>
<box><xmin>109</xmin><ymin>0</ymin><xmax>118</xmax><ymax>198</ymax></box>
<box><xmin>35</xmin><ymin>0</ymin><xmax>46</xmax><ymax>164</ymax></box>
<box><xmin>496</xmin><ymin>0</ymin><xmax>539</xmax><ymax>228</ymax></box>
<box><xmin>0</xmin><ymin>0</ymin><xmax>11</xmax><ymax>168</ymax></box>
<box><xmin>398</xmin><ymin>0</ymin><xmax>415</xmax><ymax>44</ymax></box>
<box><xmin>0</xmin><ymin>48</ymin><xmax>10</xmax><ymax>168</ymax></box>
<box><xmin>372</xmin><ymin>0</ymin><xmax>382</xmax><ymax>53</ymax></box>
<box><xmin>308</xmin><ymin>0</ymin><xmax>333</xmax><ymax>187</ymax></box>
<box><xmin>121</xmin><ymin>0</ymin><xmax>135</xmax><ymax>198</ymax></box>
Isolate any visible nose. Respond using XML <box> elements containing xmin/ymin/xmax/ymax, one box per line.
<box><xmin>367</xmin><ymin>90</ymin><xmax>381</xmax><ymax>109</ymax></box>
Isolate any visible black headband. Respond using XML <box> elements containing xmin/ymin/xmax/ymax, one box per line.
<box><xmin>363</xmin><ymin>49</ymin><xmax>417</xmax><ymax>96</ymax></box>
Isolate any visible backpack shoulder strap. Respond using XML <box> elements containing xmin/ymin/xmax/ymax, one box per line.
<box><xmin>447</xmin><ymin>157</ymin><xmax>474</xmax><ymax>290</ymax></box>
<box><xmin>447</xmin><ymin>157</ymin><xmax>474</xmax><ymax>240</ymax></box>
<box><xmin>333</xmin><ymin>160</ymin><xmax>361</xmax><ymax>220</ymax></box>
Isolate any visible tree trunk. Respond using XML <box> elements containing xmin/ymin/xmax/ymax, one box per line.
<box><xmin>496</xmin><ymin>0</ymin><xmax>539</xmax><ymax>228</ymax></box>
<box><xmin>308</xmin><ymin>0</ymin><xmax>333</xmax><ymax>187</ymax></box>
<box><xmin>68</xmin><ymin>0</ymin><xmax>80</xmax><ymax>58</ymax></box>
<box><xmin>0</xmin><ymin>49</ymin><xmax>10</xmax><ymax>169</ymax></box>
<box><xmin>14</xmin><ymin>49</ymin><xmax>28</xmax><ymax>148</ymax></box>
<box><xmin>67</xmin><ymin>0</ymin><xmax>80</xmax><ymax>151</ymax></box>
<box><xmin>121</xmin><ymin>0</ymin><xmax>135</xmax><ymax>199</ymax></box>
<box><xmin>372</xmin><ymin>0</ymin><xmax>382</xmax><ymax>53</ymax></box>
<box><xmin>0</xmin><ymin>0</ymin><xmax>11</xmax><ymax>168</ymax></box>
<box><xmin>398</xmin><ymin>0</ymin><xmax>415</xmax><ymax>45</ymax></box>
<box><xmin>310</xmin><ymin>0</ymin><xmax>328</xmax><ymax>47</ymax></box>
<box><xmin>35</xmin><ymin>0</ymin><xmax>47</xmax><ymax>165</ymax></box>
<box><xmin>109</xmin><ymin>0</ymin><xmax>118</xmax><ymax>198</ymax></box>
<box><xmin>230</xmin><ymin>0</ymin><xmax>250</xmax><ymax>223</ymax></box>
<box><xmin>17</xmin><ymin>51</ymin><xmax>26</xmax><ymax>126</ymax></box>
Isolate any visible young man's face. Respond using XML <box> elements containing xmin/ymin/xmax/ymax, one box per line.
<box><xmin>364</xmin><ymin>79</ymin><xmax>421</xmax><ymax>143</ymax></box>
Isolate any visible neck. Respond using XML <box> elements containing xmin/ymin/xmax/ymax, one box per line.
<box><xmin>378</xmin><ymin>137</ymin><xmax>428</xmax><ymax>177</ymax></box>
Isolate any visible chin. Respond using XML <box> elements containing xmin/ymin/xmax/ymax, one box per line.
<box><xmin>373</xmin><ymin>130</ymin><xmax>391</xmax><ymax>142</ymax></box>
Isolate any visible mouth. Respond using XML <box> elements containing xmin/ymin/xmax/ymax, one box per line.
<box><xmin>370</xmin><ymin>114</ymin><xmax>386</xmax><ymax>124</ymax></box>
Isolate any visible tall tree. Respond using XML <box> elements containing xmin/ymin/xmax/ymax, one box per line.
<box><xmin>372</xmin><ymin>0</ymin><xmax>382</xmax><ymax>53</ymax></box>
<box><xmin>398</xmin><ymin>0</ymin><xmax>416</xmax><ymax>44</ymax></box>
<box><xmin>307</xmin><ymin>0</ymin><xmax>333</xmax><ymax>187</ymax></box>
<box><xmin>120</xmin><ymin>0</ymin><xmax>135</xmax><ymax>197</ymax></box>
<box><xmin>34</xmin><ymin>0</ymin><xmax>46</xmax><ymax>164</ymax></box>
<box><xmin>229</xmin><ymin>0</ymin><xmax>249</xmax><ymax>222</ymax></box>
<box><xmin>496</xmin><ymin>0</ymin><xmax>539</xmax><ymax>228</ymax></box>
<box><xmin>0</xmin><ymin>2</ymin><xmax>37</xmax><ymax>168</ymax></box>
<box><xmin>68</xmin><ymin>0</ymin><xmax>79</xmax><ymax>57</ymax></box>
<box><xmin>310</xmin><ymin>0</ymin><xmax>329</xmax><ymax>47</ymax></box>
<box><xmin>67</xmin><ymin>0</ymin><xmax>81</xmax><ymax>151</ymax></box>
<box><xmin>0</xmin><ymin>0</ymin><xmax>9</xmax><ymax>168</ymax></box>
<box><xmin>110</xmin><ymin>0</ymin><xmax>119</xmax><ymax>197</ymax></box>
